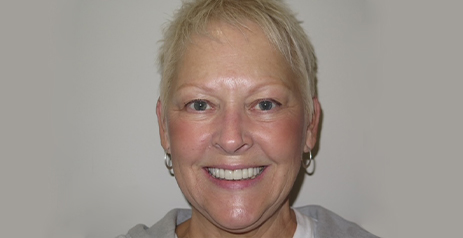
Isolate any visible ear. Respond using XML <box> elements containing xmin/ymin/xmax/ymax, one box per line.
<box><xmin>304</xmin><ymin>97</ymin><xmax>321</xmax><ymax>153</ymax></box>
<box><xmin>156</xmin><ymin>99</ymin><xmax>171</xmax><ymax>153</ymax></box>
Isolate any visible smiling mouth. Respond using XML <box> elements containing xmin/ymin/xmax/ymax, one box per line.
<box><xmin>207</xmin><ymin>167</ymin><xmax>265</xmax><ymax>181</ymax></box>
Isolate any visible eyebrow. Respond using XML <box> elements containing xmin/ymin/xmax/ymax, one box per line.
<box><xmin>175</xmin><ymin>77</ymin><xmax>293</xmax><ymax>94</ymax></box>
<box><xmin>175</xmin><ymin>82</ymin><xmax>216</xmax><ymax>93</ymax></box>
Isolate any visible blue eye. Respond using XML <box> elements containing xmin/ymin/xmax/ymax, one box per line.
<box><xmin>257</xmin><ymin>100</ymin><xmax>279</xmax><ymax>111</ymax></box>
<box><xmin>188</xmin><ymin>100</ymin><xmax>210</xmax><ymax>111</ymax></box>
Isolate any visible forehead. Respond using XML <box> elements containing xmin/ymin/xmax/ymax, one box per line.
<box><xmin>173</xmin><ymin>21</ymin><xmax>297</xmax><ymax>91</ymax></box>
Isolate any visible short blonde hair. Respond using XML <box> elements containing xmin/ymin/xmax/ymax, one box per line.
<box><xmin>158</xmin><ymin>0</ymin><xmax>318</xmax><ymax>119</ymax></box>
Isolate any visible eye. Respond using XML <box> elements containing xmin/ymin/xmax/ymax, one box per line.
<box><xmin>186</xmin><ymin>99</ymin><xmax>211</xmax><ymax>111</ymax></box>
<box><xmin>255</xmin><ymin>99</ymin><xmax>281</xmax><ymax>111</ymax></box>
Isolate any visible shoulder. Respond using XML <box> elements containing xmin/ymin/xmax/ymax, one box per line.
<box><xmin>295</xmin><ymin>205</ymin><xmax>379</xmax><ymax>238</ymax></box>
<box><xmin>116</xmin><ymin>209</ymin><xmax>192</xmax><ymax>238</ymax></box>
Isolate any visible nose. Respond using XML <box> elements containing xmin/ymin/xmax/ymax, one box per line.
<box><xmin>213</xmin><ymin>107</ymin><xmax>252</xmax><ymax>154</ymax></box>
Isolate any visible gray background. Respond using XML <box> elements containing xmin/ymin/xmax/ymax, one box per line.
<box><xmin>1</xmin><ymin>0</ymin><xmax>462</xmax><ymax>237</ymax></box>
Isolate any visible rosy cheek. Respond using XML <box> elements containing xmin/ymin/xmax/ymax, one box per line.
<box><xmin>168</xmin><ymin>121</ymin><xmax>190</xmax><ymax>151</ymax></box>
<box><xmin>168</xmin><ymin>119</ymin><xmax>211</xmax><ymax>160</ymax></box>
<box><xmin>264</xmin><ymin>118</ymin><xmax>304</xmax><ymax>157</ymax></box>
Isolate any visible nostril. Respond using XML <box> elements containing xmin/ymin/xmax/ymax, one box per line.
<box><xmin>214</xmin><ymin>139</ymin><xmax>247</xmax><ymax>154</ymax></box>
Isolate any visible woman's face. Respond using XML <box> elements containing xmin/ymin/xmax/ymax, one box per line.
<box><xmin>157</xmin><ymin>22</ymin><xmax>318</xmax><ymax>233</ymax></box>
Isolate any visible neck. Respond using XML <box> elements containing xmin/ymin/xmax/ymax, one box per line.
<box><xmin>176</xmin><ymin>201</ymin><xmax>297</xmax><ymax>238</ymax></box>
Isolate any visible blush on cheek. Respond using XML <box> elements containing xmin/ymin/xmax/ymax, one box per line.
<box><xmin>272</xmin><ymin>118</ymin><xmax>305</xmax><ymax>150</ymax></box>
<box><xmin>167</xmin><ymin>117</ymin><xmax>213</xmax><ymax>161</ymax></box>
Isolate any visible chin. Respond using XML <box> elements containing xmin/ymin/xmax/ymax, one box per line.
<box><xmin>215</xmin><ymin>217</ymin><xmax>261</xmax><ymax>233</ymax></box>
<box><xmin>206</xmin><ymin>205</ymin><xmax>268</xmax><ymax>233</ymax></box>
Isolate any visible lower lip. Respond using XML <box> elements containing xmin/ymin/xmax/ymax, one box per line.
<box><xmin>204</xmin><ymin>167</ymin><xmax>268</xmax><ymax>190</ymax></box>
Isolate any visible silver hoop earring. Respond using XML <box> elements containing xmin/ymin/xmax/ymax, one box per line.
<box><xmin>164</xmin><ymin>153</ymin><xmax>174</xmax><ymax>176</ymax></box>
<box><xmin>302</xmin><ymin>150</ymin><xmax>315</xmax><ymax>175</ymax></box>
<box><xmin>301</xmin><ymin>150</ymin><xmax>312</xmax><ymax>169</ymax></box>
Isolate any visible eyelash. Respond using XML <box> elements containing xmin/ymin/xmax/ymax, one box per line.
<box><xmin>184</xmin><ymin>98</ymin><xmax>281</xmax><ymax>112</ymax></box>
<box><xmin>253</xmin><ymin>99</ymin><xmax>282</xmax><ymax>111</ymax></box>
<box><xmin>185</xmin><ymin>99</ymin><xmax>212</xmax><ymax>111</ymax></box>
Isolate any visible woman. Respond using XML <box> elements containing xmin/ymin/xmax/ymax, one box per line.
<box><xmin>120</xmin><ymin>0</ymin><xmax>377</xmax><ymax>237</ymax></box>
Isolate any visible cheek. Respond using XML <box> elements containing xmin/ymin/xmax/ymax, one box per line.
<box><xmin>257</xmin><ymin>116</ymin><xmax>306</xmax><ymax>162</ymax></box>
<box><xmin>167</xmin><ymin>118</ymin><xmax>212</xmax><ymax>163</ymax></box>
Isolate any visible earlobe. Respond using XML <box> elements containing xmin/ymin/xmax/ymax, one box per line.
<box><xmin>156</xmin><ymin>99</ymin><xmax>171</xmax><ymax>153</ymax></box>
<box><xmin>304</xmin><ymin>97</ymin><xmax>321</xmax><ymax>153</ymax></box>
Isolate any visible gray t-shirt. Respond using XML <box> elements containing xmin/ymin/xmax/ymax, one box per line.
<box><xmin>117</xmin><ymin>205</ymin><xmax>378</xmax><ymax>238</ymax></box>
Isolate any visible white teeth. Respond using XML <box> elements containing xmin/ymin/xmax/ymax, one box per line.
<box><xmin>220</xmin><ymin>169</ymin><xmax>225</xmax><ymax>179</ymax></box>
<box><xmin>225</xmin><ymin>170</ymin><xmax>233</xmax><ymax>180</ymax></box>
<box><xmin>207</xmin><ymin>167</ymin><xmax>265</xmax><ymax>181</ymax></box>
<box><xmin>242</xmin><ymin>168</ymin><xmax>248</xmax><ymax>179</ymax></box>
<box><xmin>233</xmin><ymin>169</ymin><xmax>242</xmax><ymax>180</ymax></box>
